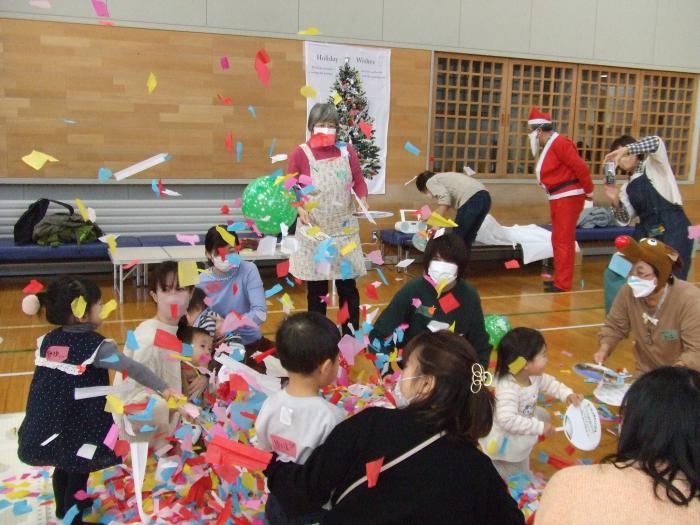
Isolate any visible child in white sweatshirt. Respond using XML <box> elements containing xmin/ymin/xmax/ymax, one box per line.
<box><xmin>480</xmin><ymin>327</ymin><xmax>583</xmax><ymax>480</ymax></box>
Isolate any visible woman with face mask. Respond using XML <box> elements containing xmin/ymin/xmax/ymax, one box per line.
<box><xmin>526</xmin><ymin>107</ymin><xmax>594</xmax><ymax>293</ymax></box>
<box><xmin>286</xmin><ymin>103</ymin><xmax>369</xmax><ymax>336</ymax></box>
<box><xmin>264</xmin><ymin>331</ymin><xmax>525</xmax><ymax>524</ymax></box>
<box><xmin>368</xmin><ymin>233</ymin><xmax>491</xmax><ymax>367</ymax></box>
<box><xmin>196</xmin><ymin>225</ymin><xmax>272</xmax><ymax>364</ymax></box>
<box><xmin>595</xmin><ymin>236</ymin><xmax>700</xmax><ymax>376</ymax></box>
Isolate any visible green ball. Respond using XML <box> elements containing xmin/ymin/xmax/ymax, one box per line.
<box><xmin>241</xmin><ymin>175</ymin><xmax>298</xmax><ymax>235</ymax></box>
<box><xmin>484</xmin><ymin>314</ymin><xmax>512</xmax><ymax>348</ymax></box>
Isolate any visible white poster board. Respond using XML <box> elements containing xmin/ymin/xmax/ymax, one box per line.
<box><xmin>304</xmin><ymin>41</ymin><xmax>391</xmax><ymax>195</ymax></box>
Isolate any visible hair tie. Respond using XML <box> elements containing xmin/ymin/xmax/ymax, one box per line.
<box><xmin>470</xmin><ymin>363</ymin><xmax>493</xmax><ymax>394</ymax></box>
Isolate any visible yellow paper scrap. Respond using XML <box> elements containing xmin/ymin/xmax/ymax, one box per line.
<box><xmin>449</xmin><ymin>321</ymin><xmax>456</xmax><ymax>333</ymax></box>
<box><xmin>178</xmin><ymin>260</ymin><xmax>200</xmax><ymax>287</ymax></box>
<box><xmin>6</xmin><ymin>490</ymin><xmax>31</xmax><ymax>500</ymax></box>
<box><xmin>105</xmin><ymin>394</ymin><xmax>124</xmax><ymax>415</ymax></box>
<box><xmin>508</xmin><ymin>356</ymin><xmax>528</xmax><ymax>375</ymax></box>
<box><xmin>331</xmin><ymin>91</ymin><xmax>342</xmax><ymax>106</ymax></box>
<box><xmin>147</xmin><ymin>72</ymin><xmax>158</xmax><ymax>93</ymax></box>
<box><xmin>426</xmin><ymin>212</ymin><xmax>458</xmax><ymax>228</ymax></box>
<box><xmin>210</xmin><ymin>471</ymin><xmax>219</xmax><ymax>491</ymax></box>
<box><xmin>21</xmin><ymin>150</ymin><xmax>59</xmax><ymax>170</ymax></box>
<box><xmin>486</xmin><ymin>439</ymin><xmax>498</xmax><ymax>456</ymax></box>
<box><xmin>99</xmin><ymin>299</ymin><xmax>118</xmax><ymax>320</ymax></box>
<box><xmin>300</xmin><ymin>85</ymin><xmax>318</xmax><ymax>98</ymax></box>
<box><xmin>216</xmin><ymin>226</ymin><xmax>238</xmax><ymax>247</ymax></box>
<box><xmin>241</xmin><ymin>471</ymin><xmax>256</xmax><ymax>491</ymax></box>
<box><xmin>279</xmin><ymin>293</ymin><xmax>294</xmax><ymax>307</ymax></box>
<box><xmin>75</xmin><ymin>198</ymin><xmax>89</xmax><ymax>221</ymax></box>
<box><xmin>342</xmin><ymin>227</ymin><xmax>358</xmax><ymax>235</ymax></box>
<box><xmin>71</xmin><ymin>295</ymin><xmax>87</xmax><ymax>318</ymax></box>
<box><xmin>436</xmin><ymin>277</ymin><xmax>450</xmax><ymax>297</ymax></box>
<box><xmin>307</xmin><ymin>226</ymin><xmax>321</xmax><ymax>237</ymax></box>
<box><xmin>298</xmin><ymin>27</ymin><xmax>321</xmax><ymax>35</ymax></box>
<box><xmin>274</xmin><ymin>175</ymin><xmax>286</xmax><ymax>186</ymax></box>
<box><xmin>340</xmin><ymin>241</ymin><xmax>357</xmax><ymax>256</ymax></box>
<box><xmin>167</xmin><ymin>395</ymin><xmax>187</xmax><ymax>409</ymax></box>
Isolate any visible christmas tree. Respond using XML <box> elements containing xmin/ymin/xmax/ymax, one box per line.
<box><xmin>328</xmin><ymin>59</ymin><xmax>381</xmax><ymax>180</ymax></box>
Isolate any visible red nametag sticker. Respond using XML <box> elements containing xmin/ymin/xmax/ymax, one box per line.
<box><xmin>270</xmin><ymin>434</ymin><xmax>297</xmax><ymax>458</ymax></box>
<box><xmin>438</xmin><ymin>292</ymin><xmax>460</xmax><ymax>314</ymax></box>
<box><xmin>46</xmin><ymin>345</ymin><xmax>70</xmax><ymax>363</ymax></box>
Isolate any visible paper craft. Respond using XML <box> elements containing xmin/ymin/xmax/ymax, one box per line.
<box><xmin>220</xmin><ymin>56</ymin><xmax>230</xmax><ymax>69</ymax></box>
<box><xmin>403</xmin><ymin>141</ymin><xmax>420</xmax><ymax>156</ymax></box>
<box><xmin>236</xmin><ymin>141</ymin><xmax>243</xmax><ymax>162</ymax></box>
<box><xmin>504</xmin><ymin>259</ymin><xmax>521</xmax><ymax>270</ymax></box>
<box><xmin>154</xmin><ymin>329</ymin><xmax>182</xmax><ymax>352</ymax></box>
<box><xmin>508</xmin><ymin>356</ymin><xmax>527</xmax><ymax>374</ymax></box>
<box><xmin>298</xmin><ymin>27</ymin><xmax>321</xmax><ymax>35</ymax></box>
<box><xmin>22</xmin><ymin>279</ymin><xmax>44</xmax><ymax>294</ymax></box>
<box><xmin>103</xmin><ymin>424</ymin><xmax>119</xmax><ymax>450</ymax></box>
<box><xmin>147</xmin><ymin>72</ymin><xmax>158</xmax><ymax>93</ymax></box>
<box><xmin>248</xmin><ymin>105</ymin><xmax>257</xmax><ymax>118</ymax></box>
<box><xmin>365</xmin><ymin>283</ymin><xmax>379</xmax><ymax>301</ymax></box>
<box><xmin>417</xmin><ymin>204</ymin><xmax>432</xmax><ymax>220</ymax></box>
<box><xmin>113</xmin><ymin>153</ymin><xmax>170</xmax><ymax>181</ymax></box>
<box><xmin>276</xmin><ymin>259</ymin><xmax>290</xmax><ymax>278</ymax></box>
<box><xmin>300</xmin><ymin>85</ymin><xmax>318</xmax><ymax>98</ymax></box>
<box><xmin>21</xmin><ymin>150</ymin><xmax>58</xmax><ymax>170</ymax></box>
<box><xmin>176</xmin><ymin>233</ymin><xmax>200</xmax><ymax>246</ymax></box>
<box><xmin>99</xmin><ymin>299</ymin><xmax>117</xmax><ymax>320</ymax></box>
<box><xmin>426</xmin><ymin>212</ymin><xmax>458</xmax><ymax>228</ymax></box>
<box><xmin>270</xmin><ymin>153</ymin><xmax>288</xmax><ymax>164</ymax></box>
<box><xmin>688</xmin><ymin>224</ymin><xmax>700</xmax><ymax>240</ymax></box>
<box><xmin>71</xmin><ymin>296</ymin><xmax>87</xmax><ymax>318</ymax></box>
<box><xmin>76</xmin><ymin>443</ymin><xmax>98</xmax><ymax>460</ymax></box>
<box><xmin>265</xmin><ymin>284</ymin><xmax>283</xmax><ymax>298</ymax></box>
<box><xmin>608</xmin><ymin>253</ymin><xmax>632</xmax><ymax>277</ymax></box>
<box><xmin>178</xmin><ymin>261</ymin><xmax>200</xmax><ymax>287</ymax></box>
<box><xmin>205</xmin><ymin>435</ymin><xmax>272</xmax><ymax>471</ymax></box>
<box><xmin>366</xmin><ymin>250</ymin><xmax>384</xmax><ymax>265</ymax></box>
<box><xmin>11</xmin><ymin>501</ymin><xmax>31</xmax><ymax>516</ymax></box>
<box><xmin>338</xmin><ymin>334</ymin><xmax>365</xmax><ymax>365</ymax></box>
<box><xmin>91</xmin><ymin>0</ymin><xmax>109</xmax><ymax>17</ymax></box>
<box><xmin>366</xmin><ymin>457</ymin><xmax>384</xmax><ymax>488</ymax></box>
<box><xmin>104</xmin><ymin>394</ymin><xmax>124</xmax><ymax>414</ymax></box>
<box><xmin>125</xmin><ymin>330</ymin><xmax>139</xmax><ymax>350</ymax></box>
<box><xmin>396</xmin><ymin>258</ymin><xmax>415</xmax><ymax>269</ymax></box>
<box><xmin>438</xmin><ymin>292</ymin><xmax>459</xmax><ymax>314</ymax></box>
<box><xmin>558</xmin><ymin>399</ymin><xmax>601</xmax><ymax>451</ymax></box>
<box><xmin>593</xmin><ymin>381</ymin><xmax>630</xmax><ymax>407</ymax></box>
<box><xmin>216</xmin><ymin>226</ymin><xmax>239</xmax><ymax>247</ymax></box>
<box><xmin>427</xmin><ymin>320</ymin><xmax>451</xmax><ymax>332</ymax></box>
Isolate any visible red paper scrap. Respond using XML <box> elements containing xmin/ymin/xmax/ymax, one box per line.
<box><xmin>170</xmin><ymin>303</ymin><xmax>179</xmax><ymax>320</ymax></box>
<box><xmin>217</xmin><ymin>94</ymin><xmax>233</xmax><ymax>106</ymax></box>
<box><xmin>336</xmin><ymin>302</ymin><xmax>350</xmax><ymax>325</ymax></box>
<box><xmin>547</xmin><ymin>454</ymin><xmax>575</xmax><ymax>469</ymax></box>
<box><xmin>232</xmin><ymin>283</ymin><xmax>239</xmax><ymax>295</ymax></box>
<box><xmin>22</xmin><ymin>279</ymin><xmax>45</xmax><ymax>294</ymax></box>
<box><xmin>276</xmin><ymin>259</ymin><xmax>290</xmax><ymax>278</ymax></box>
<box><xmin>123</xmin><ymin>259</ymin><xmax>140</xmax><ymax>270</ymax></box>
<box><xmin>154</xmin><ymin>328</ymin><xmax>183</xmax><ymax>352</ymax></box>
<box><xmin>366</xmin><ymin>457</ymin><xmax>384</xmax><ymax>488</ymax></box>
<box><xmin>205</xmin><ymin>435</ymin><xmax>273</xmax><ymax>471</ymax></box>
<box><xmin>225</xmin><ymin>133</ymin><xmax>233</xmax><ymax>153</ymax></box>
<box><xmin>113</xmin><ymin>439</ymin><xmax>130</xmax><ymax>458</ymax></box>
<box><xmin>564</xmin><ymin>444</ymin><xmax>576</xmax><ymax>456</ymax></box>
<box><xmin>504</xmin><ymin>259</ymin><xmax>520</xmax><ymax>270</ymax></box>
<box><xmin>365</xmin><ymin>283</ymin><xmax>378</xmax><ymax>301</ymax></box>
<box><xmin>254</xmin><ymin>50</ymin><xmax>271</xmax><ymax>87</ymax></box>
<box><xmin>253</xmin><ymin>347</ymin><xmax>276</xmax><ymax>363</ymax></box>
<box><xmin>228</xmin><ymin>374</ymin><xmax>249</xmax><ymax>392</ymax></box>
<box><xmin>220</xmin><ymin>205</ymin><xmax>230</xmax><ymax>215</ymax></box>
<box><xmin>438</xmin><ymin>292</ymin><xmax>459</xmax><ymax>314</ymax></box>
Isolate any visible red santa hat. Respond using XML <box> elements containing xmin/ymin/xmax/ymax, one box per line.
<box><xmin>527</xmin><ymin>107</ymin><xmax>552</xmax><ymax>127</ymax></box>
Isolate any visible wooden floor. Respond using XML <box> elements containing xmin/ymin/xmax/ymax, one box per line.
<box><xmin>1</xmin><ymin>255</ymin><xmax>697</xmax><ymax>478</ymax></box>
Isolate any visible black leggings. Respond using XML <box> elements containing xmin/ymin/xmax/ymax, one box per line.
<box><xmin>52</xmin><ymin>468</ymin><xmax>91</xmax><ymax>523</ymax></box>
<box><xmin>307</xmin><ymin>279</ymin><xmax>359</xmax><ymax>335</ymax></box>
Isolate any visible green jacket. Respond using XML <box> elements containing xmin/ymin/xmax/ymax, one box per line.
<box><xmin>369</xmin><ymin>276</ymin><xmax>491</xmax><ymax>367</ymax></box>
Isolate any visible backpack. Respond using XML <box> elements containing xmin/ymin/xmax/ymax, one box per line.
<box><xmin>32</xmin><ymin>213</ymin><xmax>104</xmax><ymax>247</ymax></box>
<box><xmin>13</xmin><ymin>199</ymin><xmax>74</xmax><ymax>245</ymax></box>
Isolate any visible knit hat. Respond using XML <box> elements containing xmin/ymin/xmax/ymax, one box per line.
<box><xmin>615</xmin><ymin>236</ymin><xmax>681</xmax><ymax>292</ymax></box>
<box><xmin>527</xmin><ymin>107</ymin><xmax>552</xmax><ymax>127</ymax></box>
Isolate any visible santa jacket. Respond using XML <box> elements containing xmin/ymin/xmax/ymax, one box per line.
<box><xmin>536</xmin><ymin>133</ymin><xmax>594</xmax><ymax>201</ymax></box>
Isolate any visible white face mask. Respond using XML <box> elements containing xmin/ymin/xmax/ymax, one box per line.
<box><xmin>428</xmin><ymin>260</ymin><xmax>458</xmax><ymax>287</ymax></box>
<box><xmin>212</xmin><ymin>257</ymin><xmax>233</xmax><ymax>273</ymax></box>
<box><xmin>529</xmin><ymin>129</ymin><xmax>540</xmax><ymax>157</ymax></box>
<box><xmin>393</xmin><ymin>374</ymin><xmax>425</xmax><ymax>408</ymax></box>
<box><xmin>313</xmin><ymin>126</ymin><xmax>336</xmax><ymax>137</ymax></box>
<box><xmin>627</xmin><ymin>276</ymin><xmax>657</xmax><ymax>298</ymax></box>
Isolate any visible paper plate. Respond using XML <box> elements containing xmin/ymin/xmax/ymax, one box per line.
<box><xmin>352</xmin><ymin>210</ymin><xmax>394</xmax><ymax>219</ymax></box>
<box><xmin>561</xmin><ymin>399</ymin><xmax>601</xmax><ymax>451</ymax></box>
<box><xmin>572</xmin><ymin>362</ymin><xmax>625</xmax><ymax>384</ymax></box>
<box><xmin>593</xmin><ymin>381</ymin><xmax>631</xmax><ymax>407</ymax></box>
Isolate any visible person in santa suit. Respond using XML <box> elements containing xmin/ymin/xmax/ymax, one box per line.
<box><xmin>527</xmin><ymin>107</ymin><xmax>594</xmax><ymax>292</ymax></box>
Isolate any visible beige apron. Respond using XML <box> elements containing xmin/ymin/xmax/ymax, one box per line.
<box><xmin>289</xmin><ymin>143</ymin><xmax>366</xmax><ymax>281</ymax></box>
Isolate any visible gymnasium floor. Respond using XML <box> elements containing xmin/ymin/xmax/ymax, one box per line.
<box><xmin>0</xmin><ymin>254</ymin><xmax>696</xmax><ymax>522</ymax></box>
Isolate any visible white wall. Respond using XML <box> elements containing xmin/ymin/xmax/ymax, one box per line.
<box><xmin>1</xmin><ymin>0</ymin><xmax>699</xmax><ymax>72</ymax></box>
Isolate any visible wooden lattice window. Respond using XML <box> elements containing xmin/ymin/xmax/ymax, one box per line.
<box><xmin>505</xmin><ymin>62</ymin><xmax>576</xmax><ymax>177</ymax></box>
<box><xmin>433</xmin><ymin>55</ymin><xmax>506</xmax><ymax>174</ymax></box>
<box><xmin>638</xmin><ymin>73</ymin><xmax>696</xmax><ymax>179</ymax></box>
<box><xmin>575</xmin><ymin>67</ymin><xmax>639</xmax><ymax>176</ymax></box>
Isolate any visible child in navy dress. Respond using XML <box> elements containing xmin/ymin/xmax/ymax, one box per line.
<box><xmin>18</xmin><ymin>276</ymin><xmax>176</xmax><ymax>525</ymax></box>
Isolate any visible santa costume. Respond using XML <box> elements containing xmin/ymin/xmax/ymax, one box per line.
<box><xmin>529</xmin><ymin>107</ymin><xmax>594</xmax><ymax>292</ymax></box>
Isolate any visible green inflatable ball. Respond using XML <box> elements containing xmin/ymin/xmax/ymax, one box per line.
<box><xmin>241</xmin><ymin>175</ymin><xmax>298</xmax><ymax>235</ymax></box>
<box><xmin>484</xmin><ymin>314</ymin><xmax>512</xmax><ymax>349</ymax></box>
